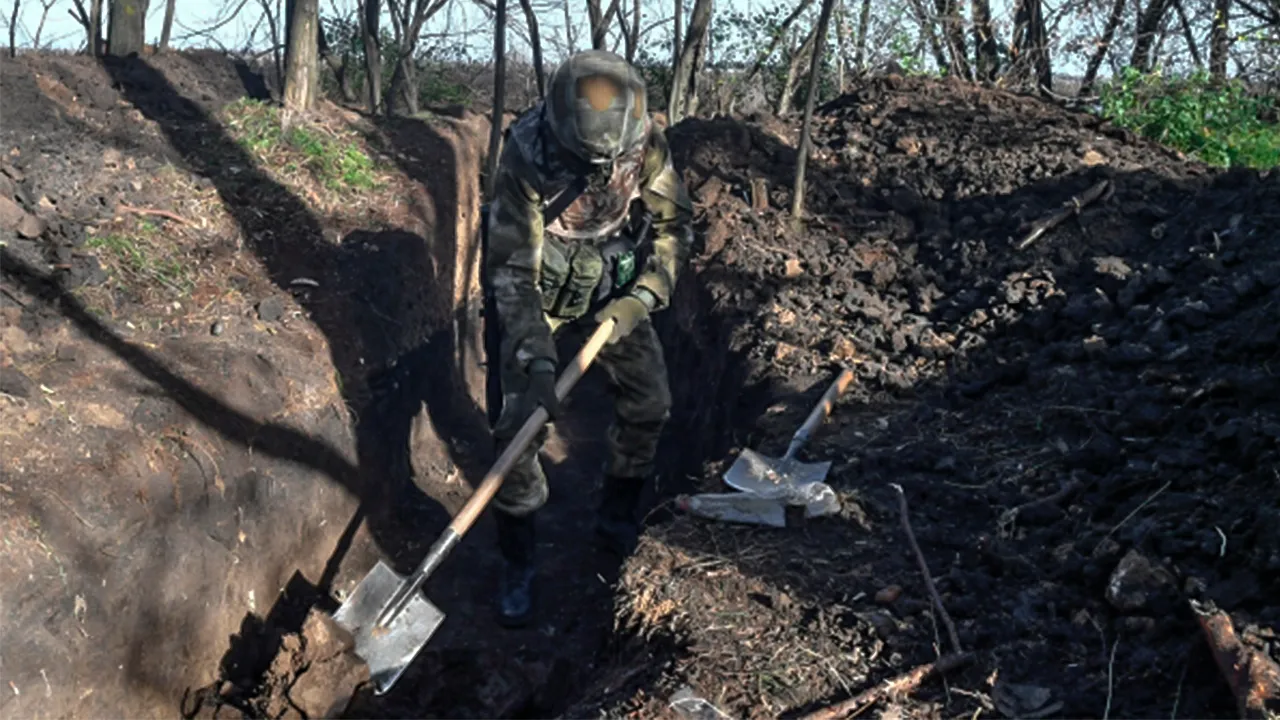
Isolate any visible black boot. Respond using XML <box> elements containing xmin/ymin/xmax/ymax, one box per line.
<box><xmin>595</xmin><ymin>475</ymin><xmax>645</xmax><ymax>556</ymax></box>
<box><xmin>494</xmin><ymin>509</ymin><xmax>536</xmax><ymax>628</ymax></box>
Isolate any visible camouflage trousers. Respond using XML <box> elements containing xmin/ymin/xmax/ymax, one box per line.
<box><xmin>491</xmin><ymin>316</ymin><xmax>672</xmax><ymax>517</ymax></box>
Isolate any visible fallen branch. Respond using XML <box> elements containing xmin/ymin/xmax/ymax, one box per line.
<box><xmin>1017</xmin><ymin>180</ymin><xmax>1111</xmax><ymax>250</ymax></box>
<box><xmin>1192</xmin><ymin>600</ymin><xmax>1280</xmax><ymax>719</ymax></box>
<box><xmin>118</xmin><ymin>204</ymin><xmax>190</xmax><ymax>226</ymax></box>
<box><xmin>892</xmin><ymin>483</ymin><xmax>962</xmax><ymax>656</ymax></box>
<box><xmin>799</xmin><ymin>652</ymin><xmax>976</xmax><ymax>720</ymax></box>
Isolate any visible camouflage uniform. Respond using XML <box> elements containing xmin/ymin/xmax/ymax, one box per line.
<box><xmin>484</xmin><ymin>54</ymin><xmax>693</xmax><ymax>518</ymax></box>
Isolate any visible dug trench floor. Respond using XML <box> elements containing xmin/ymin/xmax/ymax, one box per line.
<box><xmin>3</xmin><ymin>51</ymin><xmax>1278</xmax><ymax>720</ymax></box>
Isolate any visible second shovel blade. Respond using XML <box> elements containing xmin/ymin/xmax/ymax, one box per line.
<box><xmin>722</xmin><ymin>448</ymin><xmax>833</xmax><ymax>498</ymax></box>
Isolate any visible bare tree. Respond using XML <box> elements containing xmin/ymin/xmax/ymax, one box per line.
<box><xmin>1172</xmin><ymin>0</ymin><xmax>1202</xmax><ymax>67</ymax></box>
<box><xmin>30</xmin><ymin>0</ymin><xmax>58</xmax><ymax>49</ymax></box>
<box><xmin>667</xmin><ymin>0</ymin><xmax>710</xmax><ymax>124</ymax></box>
<box><xmin>517</xmin><ymin>0</ymin><xmax>544</xmax><ymax>94</ymax></box>
<box><xmin>358</xmin><ymin>0</ymin><xmax>381</xmax><ymax>112</ymax></box>
<box><xmin>935</xmin><ymin>0</ymin><xmax>973</xmax><ymax>79</ymax></box>
<box><xmin>1209</xmin><ymin>0</ymin><xmax>1230</xmax><ymax>79</ymax></box>
<box><xmin>724</xmin><ymin>0</ymin><xmax>814</xmax><ymax>113</ymax></box>
<box><xmin>1010</xmin><ymin>0</ymin><xmax>1051</xmax><ymax>90</ymax></box>
<box><xmin>317</xmin><ymin>8</ymin><xmax>355</xmax><ymax>102</ymax></box>
<box><xmin>853</xmin><ymin>0</ymin><xmax>870</xmax><ymax>70</ymax></box>
<box><xmin>284</xmin><ymin>0</ymin><xmax>319</xmax><ymax>124</ymax></box>
<box><xmin>972</xmin><ymin>0</ymin><xmax>998</xmax><ymax>80</ymax></box>
<box><xmin>486</xmin><ymin>0</ymin><xmax>506</xmax><ymax>199</ymax></box>
<box><xmin>588</xmin><ymin>0</ymin><xmax>620</xmax><ymax>50</ymax></box>
<box><xmin>1131</xmin><ymin>0</ymin><xmax>1173</xmax><ymax>71</ymax></box>
<box><xmin>1079</xmin><ymin>0</ymin><xmax>1125</xmax><ymax>94</ymax></box>
<box><xmin>792</xmin><ymin>0</ymin><xmax>837</xmax><ymax>226</ymax></box>
<box><xmin>69</xmin><ymin>0</ymin><xmax>105</xmax><ymax>54</ymax></box>
<box><xmin>259</xmin><ymin>0</ymin><xmax>284</xmax><ymax>88</ymax></box>
<box><xmin>8</xmin><ymin>0</ymin><xmax>18</xmax><ymax>58</ymax></box>
<box><xmin>835</xmin><ymin>0</ymin><xmax>847</xmax><ymax>92</ymax></box>
<box><xmin>158</xmin><ymin>0</ymin><xmax>175</xmax><ymax>50</ymax></box>
<box><xmin>671</xmin><ymin>0</ymin><xmax>681</xmax><ymax>81</ymax></box>
<box><xmin>107</xmin><ymin>0</ymin><xmax>147</xmax><ymax>56</ymax></box>
<box><xmin>561</xmin><ymin>0</ymin><xmax>575</xmax><ymax>53</ymax></box>
<box><xmin>907</xmin><ymin>0</ymin><xmax>949</xmax><ymax>72</ymax></box>
<box><xmin>777</xmin><ymin>24</ymin><xmax>817</xmax><ymax>115</ymax></box>
<box><xmin>386</xmin><ymin>0</ymin><xmax>450</xmax><ymax>115</ymax></box>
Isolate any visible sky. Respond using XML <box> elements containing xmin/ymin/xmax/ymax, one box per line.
<box><xmin>3</xmin><ymin>0</ymin><xmax>1149</xmax><ymax>80</ymax></box>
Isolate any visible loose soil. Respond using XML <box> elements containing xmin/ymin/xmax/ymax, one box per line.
<box><xmin>2</xmin><ymin>52</ymin><xmax>1276</xmax><ymax>720</ymax></box>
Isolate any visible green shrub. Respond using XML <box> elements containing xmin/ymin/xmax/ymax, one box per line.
<box><xmin>1100</xmin><ymin>68</ymin><xmax>1280</xmax><ymax>169</ymax></box>
<box><xmin>223</xmin><ymin>99</ymin><xmax>379</xmax><ymax>191</ymax></box>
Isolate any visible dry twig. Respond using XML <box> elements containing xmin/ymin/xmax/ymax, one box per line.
<box><xmin>1017</xmin><ymin>180</ymin><xmax>1111</xmax><ymax>249</ymax></box>
<box><xmin>799</xmin><ymin>652</ymin><xmax>976</xmax><ymax>720</ymax></box>
<box><xmin>892</xmin><ymin>483</ymin><xmax>963</xmax><ymax>656</ymax></box>
<box><xmin>1192</xmin><ymin>600</ymin><xmax>1280</xmax><ymax>719</ymax></box>
<box><xmin>118</xmin><ymin>204</ymin><xmax>190</xmax><ymax>226</ymax></box>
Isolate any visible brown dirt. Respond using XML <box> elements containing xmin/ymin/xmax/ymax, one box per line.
<box><xmin>566</xmin><ymin>75</ymin><xmax>1279</xmax><ymax>718</ymax></box>
<box><xmin>3</xmin><ymin>53</ymin><xmax>1277</xmax><ymax>720</ymax></box>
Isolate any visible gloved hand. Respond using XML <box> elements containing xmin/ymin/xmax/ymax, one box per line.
<box><xmin>522</xmin><ymin>357</ymin><xmax>562</xmax><ymax>419</ymax></box>
<box><xmin>594</xmin><ymin>294</ymin><xmax>650</xmax><ymax>345</ymax></box>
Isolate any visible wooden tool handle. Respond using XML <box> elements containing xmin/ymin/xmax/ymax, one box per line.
<box><xmin>783</xmin><ymin>367</ymin><xmax>855</xmax><ymax>461</ymax></box>
<box><xmin>449</xmin><ymin>319</ymin><xmax>615</xmax><ymax>537</ymax></box>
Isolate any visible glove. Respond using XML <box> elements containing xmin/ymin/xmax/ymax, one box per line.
<box><xmin>594</xmin><ymin>294</ymin><xmax>650</xmax><ymax>345</ymax></box>
<box><xmin>523</xmin><ymin>357</ymin><xmax>562</xmax><ymax>420</ymax></box>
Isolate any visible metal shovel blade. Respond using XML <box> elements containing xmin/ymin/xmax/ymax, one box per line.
<box><xmin>332</xmin><ymin>560</ymin><xmax>445</xmax><ymax>695</ymax></box>
<box><xmin>722</xmin><ymin>448</ymin><xmax>833</xmax><ymax>498</ymax></box>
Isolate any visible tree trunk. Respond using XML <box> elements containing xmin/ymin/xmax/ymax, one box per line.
<box><xmin>1209</xmin><ymin>0</ymin><xmax>1229</xmax><ymax>79</ymax></box>
<box><xmin>283</xmin><ymin>0</ymin><xmax>319</xmax><ymax>122</ymax></box>
<box><xmin>906</xmin><ymin>0</ymin><xmax>949</xmax><ymax>72</ymax></box>
<box><xmin>562</xmin><ymin>0</ymin><xmax>575</xmax><ymax>53</ymax></box>
<box><xmin>318</xmin><ymin>20</ymin><xmax>355</xmax><ymax>102</ymax></box>
<box><xmin>1029</xmin><ymin>0</ymin><xmax>1051</xmax><ymax>92</ymax></box>
<box><xmin>158</xmin><ymin>0</ymin><xmax>176</xmax><ymax>51</ymax></box>
<box><xmin>777</xmin><ymin>25</ymin><xmax>817</xmax><ymax>115</ymax></box>
<box><xmin>1079</xmin><ymin>0</ymin><xmax>1125</xmax><ymax>95</ymax></box>
<box><xmin>517</xmin><ymin>0</ymin><xmax>545</xmax><ymax>96</ymax></box>
<box><xmin>486</xmin><ymin>0</ymin><xmax>507</xmax><ymax>199</ymax></box>
<box><xmin>835</xmin><ymin>0</ymin><xmax>847</xmax><ymax>91</ymax></box>
<box><xmin>389</xmin><ymin>57</ymin><xmax>419</xmax><ymax>114</ymax></box>
<box><xmin>934</xmin><ymin>0</ymin><xmax>972</xmax><ymax>79</ymax></box>
<box><xmin>1172</xmin><ymin>0</ymin><xmax>1201</xmax><ymax>67</ymax></box>
<box><xmin>853</xmin><ymin>0</ymin><xmax>870</xmax><ymax>70</ymax></box>
<box><xmin>628</xmin><ymin>0</ymin><xmax>641</xmax><ymax>61</ymax></box>
<box><xmin>1130</xmin><ymin>0</ymin><xmax>1172</xmax><ymax>71</ymax></box>
<box><xmin>360</xmin><ymin>0</ymin><xmax>381</xmax><ymax>113</ymax></box>
<box><xmin>90</xmin><ymin>0</ymin><xmax>103</xmax><ymax>54</ymax></box>
<box><xmin>725</xmin><ymin>0</ymin><xmax>813</xmax><ymax>113</ymax></box>
<box><xmin>971</xmin><ymin>0</ymin><xmax>998</xmax><ymax>80</ymax></box>
<box><xmin>107</xmin><ymin>0</ymin><xmax>146</xmax><ymax>56</ymax></box>
<box><xmin>8</xmin><ymin>0</ymin><xmax>17</xmax><ymax>58</ymax></box>
<box><xmin>684</xmin><ymin>27</ymin><xmax>706</xmax><ymax>115</ymax></box>
<box><xmin>671</xmin><ymin>0</ymin><xmax>682</xmax><ymax>86</ymax></box>
<box><xmin>667</xmin><ymin>0</ymin><xmax>711</xmax><ymax>124</ymax></box>
<box><xmin>792</xmin><ymin>0</ymin><xmax>837</xmax><ymax>227</ymax></box>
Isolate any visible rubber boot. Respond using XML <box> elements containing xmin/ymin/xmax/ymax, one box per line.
<box><xmin>494</xmin><ymin>509</ymin><xmax>536</xmax><ymax>628</ymax></box>
<box><xmin>595</xmin><ymin>475</ymin><xmax>645</xmax><ymax>557</ymax></box>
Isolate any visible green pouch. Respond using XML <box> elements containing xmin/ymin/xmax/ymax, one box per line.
<box><xmin>539</xmin><ymin>235</ymin><xmax>604</xmax><ymax>321</ymax></box>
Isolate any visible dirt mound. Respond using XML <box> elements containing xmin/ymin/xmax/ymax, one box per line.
<box><xmin>573</xmin><ymin>76</ymin><xmax>1279</xmax><ymax>718</ymax></box>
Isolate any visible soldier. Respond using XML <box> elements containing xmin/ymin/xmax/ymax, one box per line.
<box><xmin>482</xmin><ymin>49</ymin><xmax>693</xmax><ymax>628</ymax></box>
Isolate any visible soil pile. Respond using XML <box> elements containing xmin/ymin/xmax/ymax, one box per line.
<box><xmin>573</xmin><ymin>75</ymin><xmax>1279</xmax><ymax>718</ymax></box>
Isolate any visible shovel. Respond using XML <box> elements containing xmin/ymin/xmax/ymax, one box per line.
<box><xmin>332</xmin><ymin>319</ymin><xmax>617</xmax><ymax>695</ymax></box>
<box><xmin>722</xmin><ymin>367</ymin><xmax>854</xmax><ymax>499</ymax></box>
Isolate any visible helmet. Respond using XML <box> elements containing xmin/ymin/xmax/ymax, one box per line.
<box><xmin>544</xmin><ymin>50</ymin><xmax>648</xmax><ymax>165</ymax></box>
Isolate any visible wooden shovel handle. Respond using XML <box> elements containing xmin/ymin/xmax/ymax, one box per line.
<box><xmin>449</xmin><ymin>319</ymin><xmax>616</xmax><ymax>537</ymax></box>
<box><xmin>784</xmin><ymin>366</ymin><xmax>855</xmax><ymax>460</ymax></box>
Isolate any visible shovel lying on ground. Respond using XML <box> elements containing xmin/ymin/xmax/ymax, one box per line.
<box><xmin>678</xmin><ymin>367</ymin><xmax>854</xmax><ymax>527</ymax></box>
<box><xmin>331</xmin><ymin>319</ymin><xmax>617</xmax><ymax>695</ymax></box>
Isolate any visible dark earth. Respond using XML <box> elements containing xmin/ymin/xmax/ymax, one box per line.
<box><xmin>1</xmin><ymin>52</ymin><xmax>1277</xmax><ymax>720</ymax></box>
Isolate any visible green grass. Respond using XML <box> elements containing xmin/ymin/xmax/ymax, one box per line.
<box><xmin>85</xmin><ymin>232</ymin><xmax>191</xmax><ymax>294</ymax></box>
<box><xmin>1100</xmin><ymin>68</ymin><xmax>1280</xmax><ymax>169</ymax></box>
<box><xmin>222</xmin><ymin>98</ymin><xmax>379</xmax><ymax>191</ymax></box>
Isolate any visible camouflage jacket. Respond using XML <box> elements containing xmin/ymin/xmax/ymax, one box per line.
<box><xmin>485</xmin><ymin>104</ymin><xmax>693</xmax><ymax>368</ymax></box>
